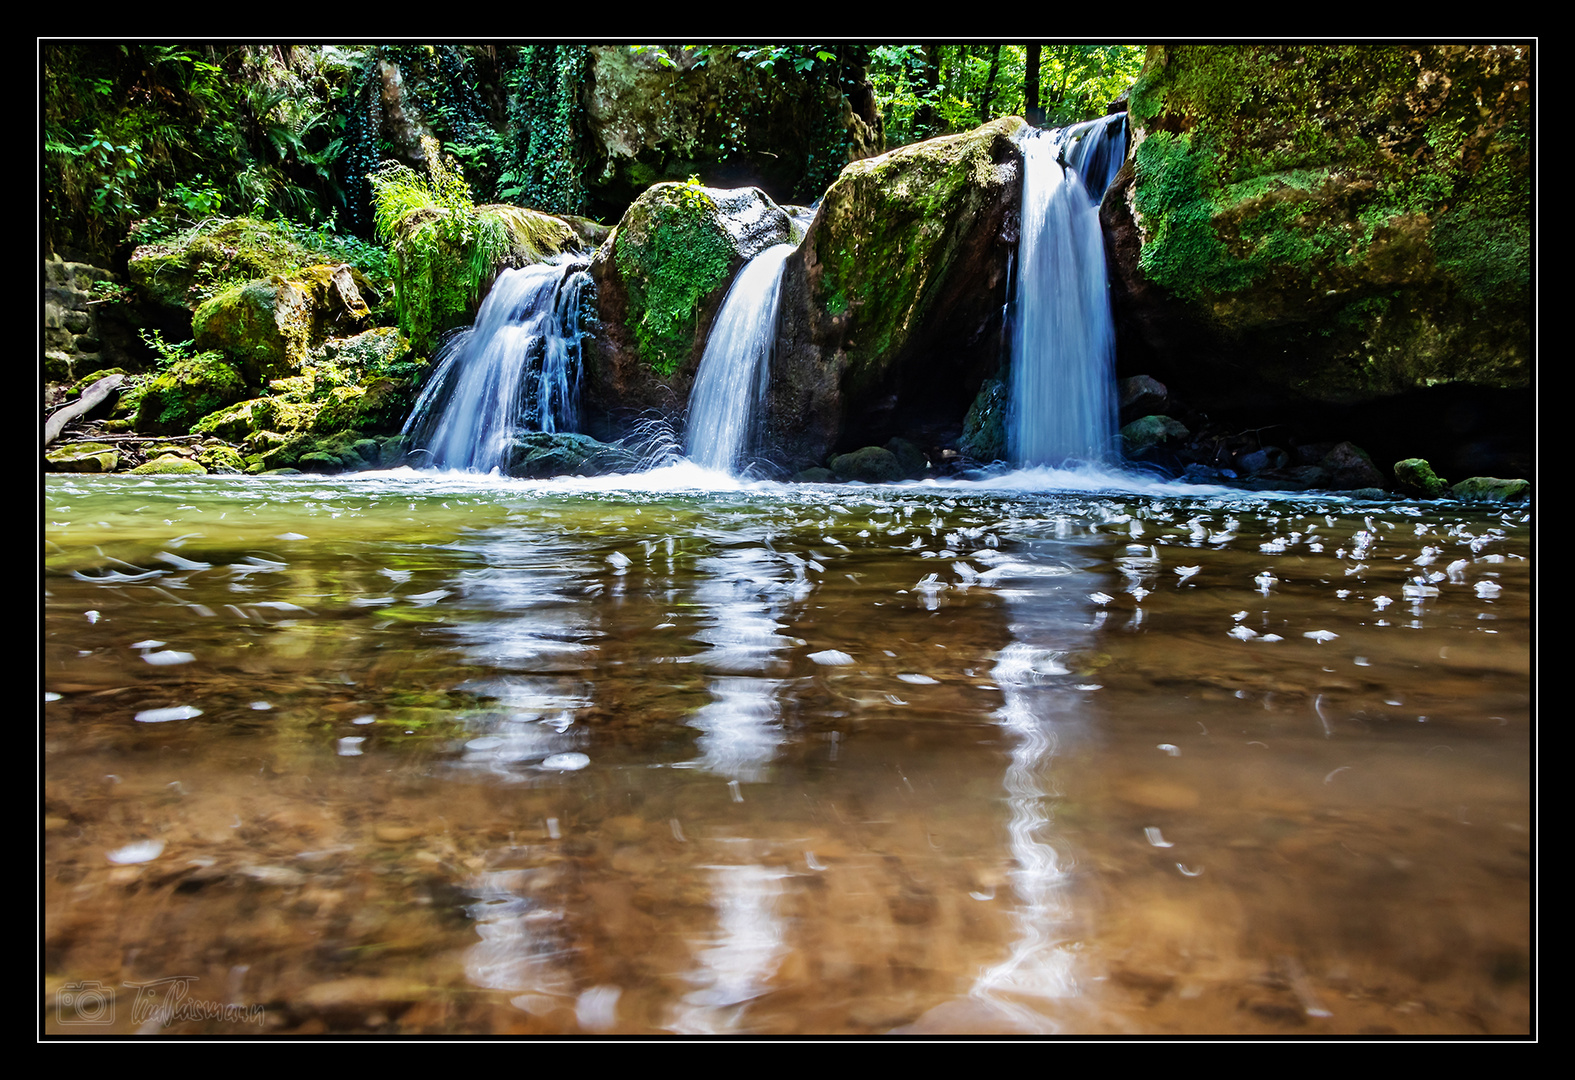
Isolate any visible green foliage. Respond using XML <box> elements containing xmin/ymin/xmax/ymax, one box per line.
<box><xmin>870</xmin><ymin>45</ymin><xmax>1144</xmax><ymax>147</ymax></box>
<box><xmin>370</xmin><ymin>136</ymin><xmax>509</xmax><ymax>353</ymax></box>
<box><xmin>500</xmin><ymin>44</ymin><xmax>588</xmax><ymax>214</ymax></box>
<box><xmin>44</xmin><ymin>44</ymin><xmax>359</xmax><ymax>259</ymax></box>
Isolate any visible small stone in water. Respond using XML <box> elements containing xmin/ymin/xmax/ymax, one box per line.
<box><xmin>107</xmin><ymin>839</ymin><xmax>164</xmax><ymax>864</ymax></box>
<box><xmin>541</xmin><ymin>752</ymin><xmax>590</xmax><ymax>771</ymax></box>
<box><xmin>135</xmin><ymin>705</ymin><xmax>202</xmax><ymax>723</ymax></box>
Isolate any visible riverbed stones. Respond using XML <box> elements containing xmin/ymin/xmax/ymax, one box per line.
<box><xmin>1450</xmin><ymin>476</ymin><xmax>1530</xmax><ymax>502</ymax></box>
<box><xmin>45</xmin><ymin>441</ymin><xmax>119</xmax><ymax>473</ymax></box>
<box><xmin>1394</xmin><ymin>457</ymin><xmax>1450</xmax><ymax>497</ymax></box>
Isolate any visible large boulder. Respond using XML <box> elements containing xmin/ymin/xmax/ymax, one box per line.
<box><xmin>581</xmin><ymin>46</ymin><xmax>884</xmax><ymax>218</ymax></box>
<box><xmin>769</xmin><ymin>117</ymin><xmax>1026</xmax><ymax>469</ymax></box>
<box><xmin>583</xmin><ymin>181</ymin><xmax>795</xmax><ymax>430</ymax></box>
<box><xmin>191</xmin><ymin>264</ymin><xmax>373</xmax><ymax>385</ymax></box>
<box><xmin>132</xmin><ymin>352</ymin><xmax>249</xmax><ymax>435</ymax></box>
<box><xmin>1106</xmin><ymin>45</ymin><xmax>1530</xmax><ymax>414</ymax></box>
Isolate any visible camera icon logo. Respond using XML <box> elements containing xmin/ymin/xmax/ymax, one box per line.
<box><xmin>57</xmin><ymin>980</ymin><xmax>115</xmax><ymax>1025</ymax></box>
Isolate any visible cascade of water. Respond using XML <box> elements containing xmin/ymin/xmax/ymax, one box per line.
<box><xmin>684</xmin><ymin>243</ymin><xmax>797</xmax><ymax>474</ymax></box>
<box><xmin>402</xmin><ymin>256</ymin><xmax>591</xmax><ymax>473</ymax></box>
<box><xmin>1008</xmin><ymin>114</ymin><xmax>1127</xmax><ymax>468</ymax></box>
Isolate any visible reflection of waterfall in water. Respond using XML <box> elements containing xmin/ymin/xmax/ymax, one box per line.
<box><xmin>676</xmin><ymin>543</ymin><xmax>808</xmax><ymax>782</ymax></box>
<box><xmin>445</xmin><ymin>527</ymin><xmax>598</xmax><ymax>778</ymax></box>
<box><xmin>465</xmin><ymin>868</ymin><xmax>576</xmax><ymax>1014</ymax></box>
<box><xmin>402</xmin><ymin>257</ymin><xmax>592</xmax><ymax>473</ymax></box>
<box><xmin>964</xmin><ymin>523</ymin><xmax>1103</xmax><ymax>1031</ymax></box>
<box><xmin>1009</xmin><ymin>115</ymin><xmax>1127</xmax><ymax>468</ymax></box>
<box><xmin>684</xmin><ymin>243</ymin><xmax>796</xmax><ymax>475</ymax></box>
<box><xmin>669</xmin><ymin>861</ymin><xmax>791</xmax><ymax>1033</ymax></box>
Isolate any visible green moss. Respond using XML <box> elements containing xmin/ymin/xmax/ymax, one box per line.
<box><xmin>613</xmin><ymin>182</ymin><xmax>737</xmax><ymax>378</ymax></box>
<box><xmin>132</xmin><ymin>351</ymin><xmax>247</xmax><ymax>434</ymax></box>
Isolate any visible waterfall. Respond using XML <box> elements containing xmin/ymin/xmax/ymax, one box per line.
<box><xmin>402</xmin><ymin>256</ymin><xmax>591</xmax><ymax>473</ymax></box>
<box><xmin>1008</xmin><ymin>114</ymin><xmax>1127</xmax><ymax>468</ymax></box>
<box><xmin>684</xmin><ymin>243</ymin><xmax>796</xmax><ymax>474</ymax></box>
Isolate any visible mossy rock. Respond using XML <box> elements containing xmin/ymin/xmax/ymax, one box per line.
<box><xmin>1450</xmin><ymin>476</ymin><xmax>1530</xmax><ymax>502</ymax></box>
<box><xmin>195</xmin><ymin>443</ymin><xmax>246</xmax><ymax>474</ymax></box>
<box><xmin>959</xmin><ymin>378</ymin><xmax>1009</xmax><ymax>462</ymax></box>
<box><xmin>132</xmin><ymin>352</ymin><xmax>248</xmax><ymax>435</ymax></box>
<box><xmin>1113</xmin><ymin>45</ymin><xmax>1531</xmax><ymax>407</ymax></box>
<box><xmin>129</xmin><ymin>217</ymin><xmax>342</xmax><ymax>313</ymax></box>
<box><xmin>768</xmin><ymin>117</ymin><xmax>1026</xmax><ymax>471</ymax></box>
<box><xmin>192</xmin><ymin>278</ymin><xmax>314</xmax><ymax>385</ymax></box>
<box><xmin>1393</xmin><ymin>457</ymin><xmax>1450</xmax><ymax>497</ymax></box>
<box><xmin>507</xmin><ymin>431</ymin><xmax>641</xmax><ymax>478</ymax></box>
<box><xmin>582</xmin><ymin>181</ymin><xmax>794</xmax><ymax>422</ymax></box>
<box><xmin>1120</xmin><ymin>415</ymin><xmax>1191</xmax><ymax>454</ymax></box>
<box><xmin>130</xmin><ymin>454</ymin><xmax>207</xmax><ymax>475</ymax></box>
<box><xmin>828</xmin><ymin>445</ymin><xmax>903</xmax><ymax>483</ymax></box>
<box><xmin>311</xmin><ymin>378</ymin><xmax>414</xmax><ymax>437</ymax></box>
<box><xmin>45</xmin><ymin>442</ymin><xmax>119</xmax><ymax>473</ymax></box>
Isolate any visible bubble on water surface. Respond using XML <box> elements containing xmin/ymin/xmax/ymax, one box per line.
<box><xmin>45</xmin><ymin>692</ymin><xmax>61</xmax><ymax>702</ymax></box>
<box><xmin>337</xmin><ymin>737</ymin><xmax>365</xmax><ymax>756</ymax></box>
<box><xmin>135</xmin><ymin>705</ymin><xmax>202</xmax><ymax>723</ymax></box>
<box><xmin>1303</xmin><ymin>631</ymin><xmax>1339</xmax><ymax>643</ymax></box>
<box><xmin>541</xmin><ymin>752</ymin><xmax>591</xmax><ymax>771</ymax></box>
<box><xmin>130</xmin><ymin>639</ymin><xmax>165</xmax><ymax>650</ymax></box>
<box><xmin>1144</xmin><ymin>827</ymin><xmax>1174</xmax><ymax>848</ymax></box>
<box><xmin>1228</xmin><ymin>626</ymin><xmax>1258</xmax><ymax>640</ymax></box>
<box><xmin>897</xmin><ymin>673</ymin><xmax>939</xmax><ymax>684</ymax></box>
<box><xmin>1475</xmin><ymin>581</ymin><xmax>1502</xmax><ymax>598</ymax></box>
<box><xmin>808</xmin><ymin>650</ymin><xmax>854</xmax><ymax>666</ymax></box>
<box><xmin>251</xmin><ymin>701</ymin><xmax>272</xmax><ymax>711</ymax></box>
<box><xmin>142</xmin><ymin>650</ymin><xmax>195</xmax><ymax>665</ymax></box>
<box><xmin>107</xmin><ymin>840</ymin><xmax>164</xmax><ymax>864</ymax></box>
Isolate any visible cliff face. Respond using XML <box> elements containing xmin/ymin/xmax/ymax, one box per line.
<box><xmin>1104</xmin><ymin>44</ymin><xmax>1531</xmax><ymax>410</ymax></box>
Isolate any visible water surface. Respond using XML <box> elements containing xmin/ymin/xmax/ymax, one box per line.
<box><xmin>42</xmin><ymin>470</ymin><xmax>1532</xmax><ymax>1034</ymax></box>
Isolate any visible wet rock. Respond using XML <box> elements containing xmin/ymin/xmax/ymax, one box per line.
<box><xmin>585</xmin><ymin>181</ymin><xmax>794</xmax><ymax>425</ymax></box>
<box><xmin>1450</xmin><ymin>476</ymin><xmax>1530</xmax><ymax>502</ymax></box>
<box><xmin>1120</xmin><ymin>415</ymin><xmax>1190</xmax><ymax>455</ymax></box>
<box><xmin>828</xmin><ymin>446</ymin><xmax>903</xmax><ymax>484</ymax></box>
<box><xmin>770</xmin><ymin>117</ymin><xmax>1026</xmax><ymax>470</ymax></box>
<box><xmin>45</xmin><ymin>441</ymin><xmax>119</xmax><ymax>473</ymax></box>
<box><xmin>508</xmin><ymin>432</ymin><xmax>641</xmax><ymax>478</ymax></box>
<box><xmin>958</xmin><ymin>378</ymin><xmax>1009</xmax><ymax>463</ymax></box>
<box><xmin>1320</xmin><ymin>441</ymin><xmax>1387</xmax><ymax>491</ymax></box>
<box><xmin>130</xmin><ymin>454</ymin><xmax>207</xmax><ymax>475</ymax></box>
<box><xmin>1118</xmin><ymin>375</ymin><xmax>1170</xmax><ymax>423</ymax></box>
<box><xmin>1394</xmin><ymin>457</ymin><xmax>1450</xmax><ymax>497</ymax></box>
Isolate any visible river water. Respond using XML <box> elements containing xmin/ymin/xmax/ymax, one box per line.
<box><xmin>42</xmin><ymin>467</ymin><xmax>1532</xmax><ymax>1035</ymax></box>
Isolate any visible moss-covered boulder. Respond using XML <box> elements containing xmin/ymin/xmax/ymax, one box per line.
<box><xmin>1120</xmin><ymin>415</ymin><xmax>1191</xmax><ymax>454</ymax></box>
<box><xmin>584</xmin><ymin>181</ymin><xmax>794</xmax><ymax>426</ymax></box>
<box><xmin>1450</xmin><ymin>476</ymin><xmax>1530</xmax><ymax>502</ymax></box>
<box><xmin>1394</xmin><ymin>457</ymin><xmax>1450</xmax><ymax>497</ymax></box>
<box><xmin>959</xmin><ymin>378</ymin><xmax>1010</xmax><ymax>463</ymax></box>
<box><xmin>129</xmin><ymin>217</ymin><xmax>380</xmax><ymax>314</ymax></box>
<box><xmin>45</xmin><ymin>442</ymin><xmax>119</xmax><ymax>473</ymax></box>
<box><xmin>191</xmin><ymin>264</ymin><xmax>375</xmax><ymax>386</ymax></box>
<box><xmin>386</xmin><ymin>202</ymin><xmax>581</xmax><ymax>354</ymax></box>
<box><xmin>132</xmin><ymin>352</ymin><xmax>248</xmax><ymax>435</ymax></box>
<box><xmin>581</xmin><ymin>46</ymin><xmax>884</xmax><ymax>218</ymax></box>
<box><xmin>507</xmin><ymin>432</ymin><xmax>641</xmax><ymax>478</ymax></box>
<box><xmin>770</xmin><ymin>117</ymin><xmax>1026</xmax><ymax>470</ymax></box>
<box><xmin>828</xmin><ymin>445</ymin><xmax>903</xmax><ymax>483</ymax></box>
<box><xmin>1107</xmin><ymin>45</ymin><xmax>1530</xmax><ymax>411</ymax></box>
<box><xmin>130</xmin><ymin>454</ymin><xmax>207</xmax><ymax>475</ymax></box>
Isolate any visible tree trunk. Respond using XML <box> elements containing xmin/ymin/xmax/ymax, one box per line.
<box><xmin>979</xmin><ymin>45</ymin><xmax>1002</xmax><ymax>123</ymax></box>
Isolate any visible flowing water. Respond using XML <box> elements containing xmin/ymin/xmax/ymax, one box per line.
<box><xmin>42</xmin><ymin>469</ymin><xmax>1531</xmax><ymax>1035</ymax></box>
<box><xmin>401</xmin><ymin>257</ymin><xmax>592</xmax><ymax>473</ymax></box>
<box><xmin>685</xmin><ymin>243</ymin><xmax>796</xmax><ymax>475</ymax></box>
<box><xmin>1009</xmin><ymin>117</ymin><xmax>1125</xmax><ymax>468</ymax></box>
